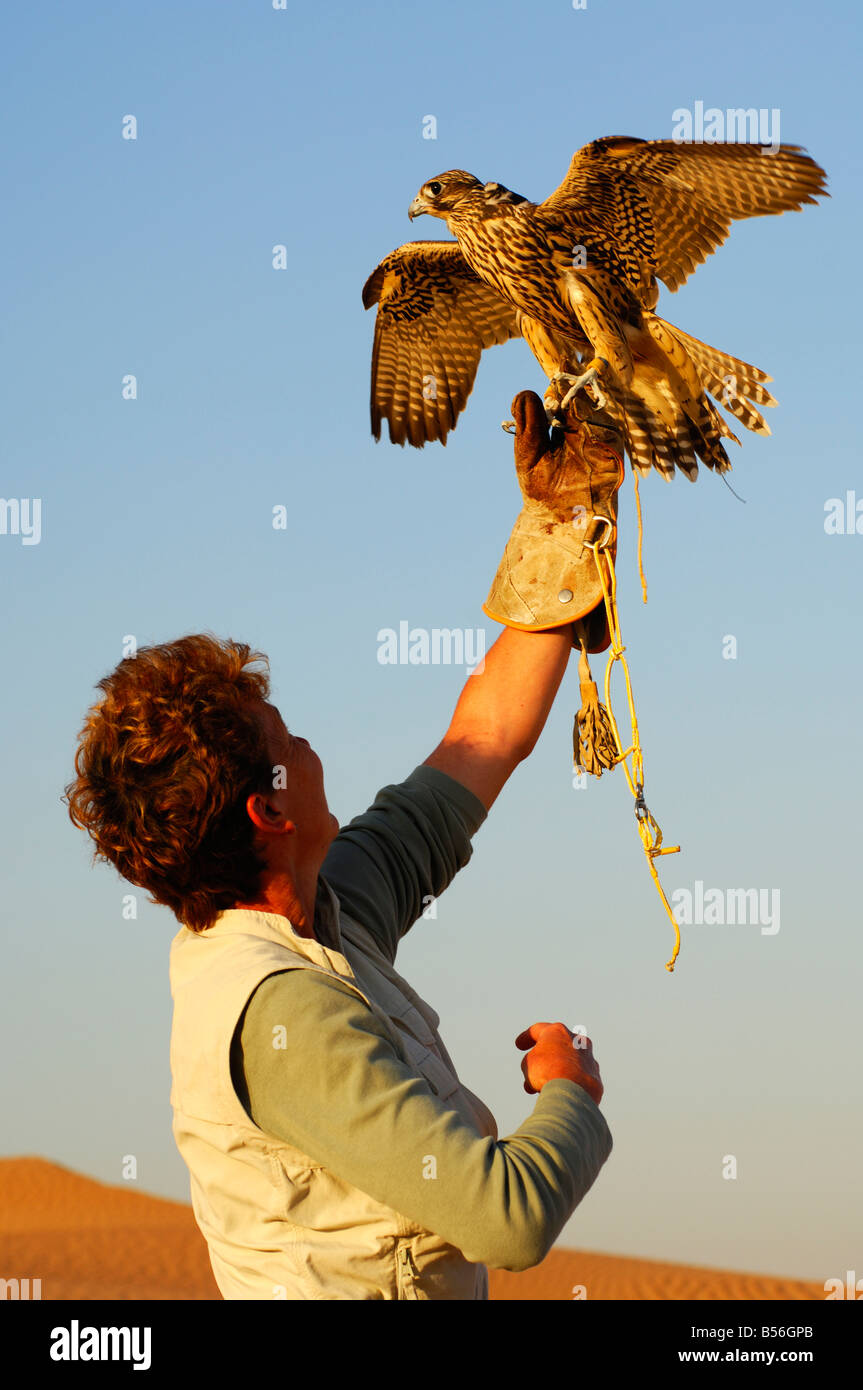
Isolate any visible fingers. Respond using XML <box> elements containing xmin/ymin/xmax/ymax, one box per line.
<box><xmin>514</xmin><ymin>1022</ymin><xmax>552</xmax><ymax>1050</ymax></box>
<box><xmin>515</xmin><ymin>1021</ymin><xmax>580</xmax><ymax>1049</ymax></box>
<box><xmin>516</xmin><ymin>1022</ymin><xmax>595</xmax><ymax>1053</ymax></box>
<box><xmin>511</xmin><ymin>390</ymin><xmax>550</xmax><ymax>474</ymax></box>
<box><xmin>520</xmin><ymin>1052</ymin><xmax>538</xmax><ymax>1096</ymax></box>
<box><xmin>516</xmin><ymin>1022</ymin><xmax>601</xmax><ymax>1098</ymax></box>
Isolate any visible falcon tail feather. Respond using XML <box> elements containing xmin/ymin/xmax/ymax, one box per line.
<box><xmin>614</xmin><ymin>389</ymin><xmax>732</xmax><ymax>481</ymax></box>
<box><xmin>656</xmin><ymin>321</ymin><xmax>777</xmax><ymax>434</ymax></box>
<box><xmin>606</xmin><ymin>312</ymin><xmax>780</xmax><ymax>479</ymax></box>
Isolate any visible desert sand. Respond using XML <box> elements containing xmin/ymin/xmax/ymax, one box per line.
<box><xmin>0</xmin><ymin>1157</ymin><xmax>824</xmax><ymax>1301</ymax></box>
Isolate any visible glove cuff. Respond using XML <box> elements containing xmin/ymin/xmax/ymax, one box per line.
<box><xmin>484</xmin><ymin>422</ymin><xmax>624</xmax><ymax>652</ymax></box>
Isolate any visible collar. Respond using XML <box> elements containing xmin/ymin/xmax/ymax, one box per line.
<box><xmin>199</xmin><ymin>876</ymin><xmax>343</xmax><ymax>953</ymax></box>
<box><xmin>313</xmin><ymin>875</ymin><xmax>343</xmax><ymax>951</ymax></box>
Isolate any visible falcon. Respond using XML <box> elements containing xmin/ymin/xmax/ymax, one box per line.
<box><xmin>362</xmin><ymin>137</ymin><xmax>827</xmax><ymax>478</ymax></box>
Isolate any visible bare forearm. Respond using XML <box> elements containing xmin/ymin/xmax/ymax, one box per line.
<box><xmin>424</xmin><ymin>625</ymin><xmax>572</xmax><ymax>810</ymax></box>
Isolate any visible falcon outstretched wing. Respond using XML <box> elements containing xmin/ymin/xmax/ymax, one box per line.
<box><xmin>541</xmin><ymin>137</ymin><xmax>828</xmax><ymax>293</ymax></box>
<box><xmin>362</xmin><ymin>241</ymin><xmax>521</xmax><ymax>446</ymax></box>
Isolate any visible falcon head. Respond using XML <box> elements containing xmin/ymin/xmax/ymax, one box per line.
<box><xmin>409</xmin><ymin>171</ymin><xmax>482</xmax><ymax>221</ymax></box>
<box><xmin>409</xmin><ymin>171</ymin><xmax>528</xmax><ymax>224</ymax></box>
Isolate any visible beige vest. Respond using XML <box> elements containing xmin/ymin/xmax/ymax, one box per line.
<box><xmin>169</xmin><ymin>884</ymin><xmax>498</xmax><ymax>1300</ymax></box>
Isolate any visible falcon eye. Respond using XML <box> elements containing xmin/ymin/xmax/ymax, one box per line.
<box><xmin>427</xmin><ymin>182</ymin><xmax>442</xmax><ymax>196</ymax></box>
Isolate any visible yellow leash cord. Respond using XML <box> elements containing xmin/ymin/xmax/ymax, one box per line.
<box><xmin>582</xmin><ymin>513</ymin><xmax>682</xmax><ymax>972</ymax></box>
<box><xmin>632</xmin><ymin>469</ymin><xmax>648</xmax><ymax>605</ymax></box>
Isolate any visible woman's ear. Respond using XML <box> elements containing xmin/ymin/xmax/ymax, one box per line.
<box><xmin>245</xmin><ymin>790</ymin><xmax>295</xmax><ymax>835</ymax></box>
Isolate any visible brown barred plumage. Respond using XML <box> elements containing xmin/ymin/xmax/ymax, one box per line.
<box><xmin>361</xmin><ymin>242</ymin><xmax>520</xmax><ymax>447</ymax></box>
<box><xmin>364</xmin><ymin>137</ymin><xmax>826</xmax><ymax>477</ymax></box>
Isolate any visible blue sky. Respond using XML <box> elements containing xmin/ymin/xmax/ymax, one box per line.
<box><xmin>1</xmin><ymin>0</ymin><xmax>860</xmax><ymax>1286</ymax></box>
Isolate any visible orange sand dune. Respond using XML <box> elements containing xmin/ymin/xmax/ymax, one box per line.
<box><xmin>0</xmin><ymin>1157</ymin><xmax>824</xmax><ymax>1301</ymax></box>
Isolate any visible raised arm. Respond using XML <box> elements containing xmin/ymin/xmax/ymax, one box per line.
<box><xmin>425</xmin><ymin>387</ymin><xmax>624</xmax><ymax>811</ymax></box>
<box><xmin>423</xmin><ymin>625</ymin><xmax>572</xmax><ymax>811</ymax></box>
<box><xmin>324</xmin><ymin>390</ymin><xmax>622</xmax><ymax>954</ymax></box>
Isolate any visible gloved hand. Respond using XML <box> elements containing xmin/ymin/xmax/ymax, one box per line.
<box><xmin>483</xmin><ymin>390</ymin><xmax>625</xmax><ymax>653</ymax></box>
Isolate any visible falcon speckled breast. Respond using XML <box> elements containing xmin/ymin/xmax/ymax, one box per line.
<box><xmin>363</xmin><ymin>136</ymin><xmax>827</xmax><ymax>479</ymax></box>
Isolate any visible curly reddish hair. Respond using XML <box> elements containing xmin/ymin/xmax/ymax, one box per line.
<box><xmin>65</xmin><ymin>634</ymin><xmax>274</xmax><ymax>932</ymax></box>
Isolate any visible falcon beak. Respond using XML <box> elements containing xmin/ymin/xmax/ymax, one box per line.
<box><xmin>408</xmin><ymin>195</ymin><xmax>428</xmax><ymax>221</ymax></box>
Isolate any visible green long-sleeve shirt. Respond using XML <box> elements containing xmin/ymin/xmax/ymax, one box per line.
<box><xmin>230</xmin><ymin>765</ymin><xmax>612</xmax><ymax>1273</ymax></box>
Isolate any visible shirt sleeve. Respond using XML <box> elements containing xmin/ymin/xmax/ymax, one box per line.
<box><xmin>233</xmin><ymin>968</ymin><xmax>613</xmax><ymax>1274</ymax></box>
<box><xmin>321</xmin><ymin>764</ymin><xmax>488</xmax><ymax>964</ymax></box>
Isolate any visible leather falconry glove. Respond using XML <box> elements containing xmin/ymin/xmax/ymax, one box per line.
<box><xmin>483</xmin><ymin>390</ymin><xmax>626</xmax><ymax>775</ymax></box>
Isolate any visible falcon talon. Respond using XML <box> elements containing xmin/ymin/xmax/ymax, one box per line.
<box><xmin>560</xmin><ymin>367</ymin><xmax>607</xmax><ymax>413</ymax></box>
<box><xmin>501</xmin><ymin>419</ymin><xmax>516</xmax><ymax>433</ymax></box>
